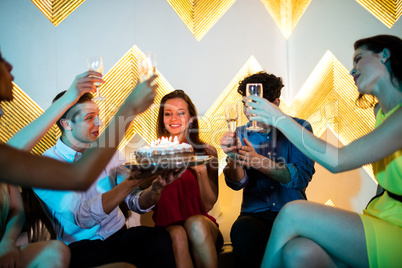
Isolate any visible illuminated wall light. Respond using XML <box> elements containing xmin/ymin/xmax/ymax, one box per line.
<box><xmin>0</xmin><ymin>83</ymin><xmax>59</xmax><ymax>155</ymax></box>
<box><xmin>199</xmin><ymin>56</ymin><xmax>264</xmax><ymax>168</ymax></box>
<box><xmin>89</xmin><ymin>45</ymin><xmax>174</xmax><ymax>150</ymax></box>
<box><xmin>325</xmin><ymin>199</ymin><xmax>335</xmax><ymax>207</ymax></box>
<box><xmin>167</xmin><ymin>0</ymin><xmax>236</xmax><ymax>41</ymax></box>
<box><xmin>31</xmin><ymin>0</ymin><xmax>86</xmax><ymax>26</ymax></box>
<box><xmin>0</xmin><ymin>50</ymin><xmax>377</xmax><ymax>183</ymax></box>
<box><xmin>355</xmin><ymin>0</ymin><xmax>402</xmax><ymax>28</ymax></box>
<box><xmin>0</xmin><ymin>46</ymin><xmax>174</xmax><ymax>156</ymax></box>
<box><xmin>261</xmin><ymin>0</ymin><xmax>312</xmax><ymax>39</ymax></box>
<box><xmin>286</xmin><ymin>51</ymin><xmax>375</xmax><ymax>179</ymax></box>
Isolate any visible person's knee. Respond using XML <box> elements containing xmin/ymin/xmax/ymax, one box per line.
<box><xmin>45</xmin><ymin>240</ymin><xmax>70</xmax><ymax>267</ymax></box>
<box><xmin>282</xmin><ymin>238</ymin><xmax>318</xmax><ymax>267</ymax></box>
<box><xmin>184</xmin><ymin>215</ymin><xmax>210</xmax><ymax>243</ymax></box>
<box><xmin>168</xmin><ymin>226</ymin><xmax>188</xmax><ymax>246</ymax></box>
<box><xmin>277</xmin><ymin>200</ymin><xmax>308</xmax><ymax>224</ymax></box>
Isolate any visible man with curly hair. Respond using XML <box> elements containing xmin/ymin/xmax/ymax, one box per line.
<box><xmin>220</xmin><ymin>71</ymin><xmax>315</xmax><ymax>268</ymax></box>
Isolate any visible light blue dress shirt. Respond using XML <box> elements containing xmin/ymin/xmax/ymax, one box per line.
<box><xmin>34</xmin><ymin>138</ymin><xmax>152</xmax><ymax>244</ymax></box>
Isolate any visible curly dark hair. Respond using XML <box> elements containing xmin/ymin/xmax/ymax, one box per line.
<box><xmin>354</xmin><ymin>35</ymin><xmax>402</xmax><ymax>108</ymax></box>
<box><xmin>237</xmin><ymin>71</ymin><xmax>284</xmax><ymax>102</ymax></box>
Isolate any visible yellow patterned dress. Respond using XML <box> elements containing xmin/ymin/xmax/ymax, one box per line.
<box><xmin>360</xmin><ymin>103</ymin><xmax>402</xmax><ymax>268</ymax></box>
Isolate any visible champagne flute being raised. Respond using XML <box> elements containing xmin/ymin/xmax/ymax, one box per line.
<box><xmin>87</xmin><ymin>55</ymin><xmax>105</xmax><ymax>101</ymax></box>
<box><xmin>138</xmin><ymin>51</ymin><xmax>157</xmax><ymax>82</ymax></box>
<box><xmin>246</xmin><ymin>83</ymin><xmax>263</xmax><ymax>132</ymax></box>
<box><xmin>225</xmin><ymin>103</ymin><xmax>238</xmax><ymax>153</ymax></box>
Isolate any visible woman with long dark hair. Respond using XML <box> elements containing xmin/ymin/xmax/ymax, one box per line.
<box><xmin>139</xmin><ymin>90</ymin><xmax>223</xmax><ymax>268</ymax></box>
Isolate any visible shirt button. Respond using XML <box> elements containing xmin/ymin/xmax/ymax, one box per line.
<box><xmin>273</xmin><ymin>203</ymin><xmax>276</xmax><ymax>206</ymax></box>
<box><xmin>270</xmin><ymin>186</ymin><xmax>274</xmax><ymax>189</ymax></box>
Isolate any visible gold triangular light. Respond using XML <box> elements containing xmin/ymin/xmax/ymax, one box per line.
<box><xmin>167</xmin><ymin>0</ymin><xmax>236</xmax><ymax>41</ymax></box>
<box><xmin>261</xmin><ymin>0</ymin><xmax>312</xmax><ymax>39</ymax></box>
<box><xmin>288</xmin><ymin>51</ymin><xmax>375</xmax><ymax>179</ymax></box>
<box><xmin>199</xmin><ymin>56</ymin><xmax>263</xmax><ymax>164</ymax></box>
<box><xmin>93</xmin><ymin>46</ymin><xmax>175</xmax><ymax>149</ymax></box>
<box><xmin>31</xmin><ymin>0</ymin><xmax>85</xmax><ymax>26</ymax></box>
<box><xmin>0</xmin><ymin>83</ymin><xmax>59</xmax><ymax>155</ymax></box>
<box><xmin>356</xmin><ymin>0</ymin><xmax>401</xmax><ymax>28</ymax></box>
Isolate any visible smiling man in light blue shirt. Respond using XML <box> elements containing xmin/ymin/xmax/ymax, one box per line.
<box><xmin>34</xmin><ymin>91</ymin><xmax>175</xmax><ymax>268</ymax></box>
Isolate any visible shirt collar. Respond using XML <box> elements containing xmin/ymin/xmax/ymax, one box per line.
<box><xmin>55</xmin><ymin>138</ymin><xmax>82</xmax><ymax>162</ymax></box>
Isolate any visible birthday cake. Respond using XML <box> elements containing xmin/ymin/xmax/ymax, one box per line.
<box><xmin>135</xmin><ymin>137</ymin><xmax>194</xmax><ymax>164</ymax></box>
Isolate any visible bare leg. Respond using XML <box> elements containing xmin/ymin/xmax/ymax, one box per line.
<box><xmin>261</xmin><ymin>200</ymin><xmax>369</xmax><ymax>268</ymax></box>
<box><xmin>19</xmin><ymin>240</ymin><xmax>70</xmax><ymax>268</ymax></box>
<box><xmin>184</xmin><ymin>215</ymin><xmax>221</xmax><ymax>268</ymax></box>
<box><xmin>166</xmin><ymin>225</ymin><xmax>194</xmax><ymax>268</ymax></box>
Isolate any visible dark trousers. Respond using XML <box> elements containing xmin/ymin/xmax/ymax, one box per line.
<box><xmin>68</xmin><ymin>226</ymin><xmax>175</xmax><ymax>268</ymax></box>
<box><xmin>230</xmin><ymin>211</ymin><xmax>279</xmax><ymax>268</ymax></box>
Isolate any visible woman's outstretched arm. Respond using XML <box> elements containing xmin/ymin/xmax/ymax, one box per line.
<box><xmin>0</xmin><ymin>76</ymin><xmax>158</xmax><ymax>190</ymax></box>
<box><xmin>6</xmin><ymin>71</ymin><xmax>102</xmax><ymax>151</ymax></box>
<box><xmin>246</xmin><ymin>95</ymin><xmax>402</xmax><ymax>173</ymax></box>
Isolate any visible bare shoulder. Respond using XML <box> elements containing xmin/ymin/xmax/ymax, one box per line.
<box><xmin>382</xmin><ymin>106</ymin><xmax>402</xmax><ymax>131</ymax></box>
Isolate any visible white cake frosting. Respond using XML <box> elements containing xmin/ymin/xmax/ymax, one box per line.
<box><xmin>135</xmin><ymin>137</ymin><xmax>194</xmax><ymax>161</ymax></box>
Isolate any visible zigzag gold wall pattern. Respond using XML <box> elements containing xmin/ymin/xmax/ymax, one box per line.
<box><xmin>31</xmin><ymin>0</ymin><xmax>85</xmax><ymax>26</ymax></box>
<box><xmin>93</xmin><ymin>46</ymin><xmax>174</xmax><ymax>150</ymax></box>
<box><xmin>199</xmin><ymin>56</ymin><xmax>263</xmax><ymax>167</ymax></box>
<box><xmin>289</xmin><ymin>51</ymin><xmax>375</xmax><ymax>178</ymax></box>
<box><xmin>261</xmin><ymin>0</ymin><xmax>312</xmax><ymax>39</ymax></box>
<box><xmin>167</xmin><ymin>0</ymin><xmax>236</xmax><ymax>41</ymax></box>
<box><xmin>0</xmin><ymin>51</ymin><xmax>377</xmax><ymax>181</ymax></box>
<box><xmin>0</xmin><ymin>83</ymin><xmax>59</xmax><ymax>155</ymax></box>
<box><xmin>356</xmin><ymin>0</ymin><xmax>402</xmax><ymax>28</ymax></box>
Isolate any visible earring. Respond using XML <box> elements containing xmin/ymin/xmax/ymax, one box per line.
<box><xmin>381</xmin><ymin>58</ymin><xmax>386</xmax><ymax>64</ymax></box>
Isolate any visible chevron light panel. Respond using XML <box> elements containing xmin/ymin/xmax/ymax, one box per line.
<box><xmin>0</xmin><ymin>83</ymin><xmax>59</xmax><ymax>155</ymax></box>
<box><xmin>199</xmin><ymin>56</ymin><xmax>263</xmax><ymax>167</ymax></box>
<box><xmin>356</xmin><ymin>0</ymin><xmax>402</xmax><ymax>28</ymax></box>
<box><xmin>167</xmin><ymin>0</ymin><xmax>236</xmax><ymax>41</ymax></box>
<box><xmin>31</xmin><ymin>0</ymin><xmax>85</xmax><ymax>26</ymax></box>
<box><xmin>261</xmin><ymin>0</ymin><xmax>312</xmax><ymax>39</ymax></box>
<box><xmin>285</xmin><ymin>51</ymin><xmax>375</xmax><ymax>178</ymax></box>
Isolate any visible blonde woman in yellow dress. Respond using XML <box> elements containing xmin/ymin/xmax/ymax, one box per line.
<box><xmin>246</xmin><ymin>35</ymin><xmax>402</xmax><ymax>268</ymax></box>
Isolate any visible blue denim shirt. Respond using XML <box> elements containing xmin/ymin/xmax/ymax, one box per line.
<box><xmin>225</xmin><ymin>119</ymin><xmax>315</xmax><ymax>213</ymax></box>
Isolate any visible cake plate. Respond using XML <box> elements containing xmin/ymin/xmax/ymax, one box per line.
<box><xmin>123</xmin><ymin>155</ymin><xmax>213</xmax><ymax>173</ymax></box>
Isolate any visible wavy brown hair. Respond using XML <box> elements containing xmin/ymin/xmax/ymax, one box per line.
<box><xmin>157</xmin><ymin>90</ymin><xmax>212</xmax><ymax>155</ymax></box>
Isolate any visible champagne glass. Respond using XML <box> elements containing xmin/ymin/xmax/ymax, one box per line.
<box><xmin>225</xmin><ymin>104</ymin><xmax>238</xmax><ymax>154</ymax></box>
<box><xmin>246</xmin><ymin>83</ymin><xmax>263</xmax><ymax>132</ymax></box>
<box><xmin>138</xmin><ymin>51</ymin><xmax>157</xmax><ymax>82</ymax></box>
<box><xmin>87</xmin><ymin>55</ymin><xmax>105</xmax><ymax>101</ymax></box>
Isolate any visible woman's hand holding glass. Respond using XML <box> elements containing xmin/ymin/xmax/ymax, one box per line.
<box><xmin>244</xmin><ymin>95</ymin><xmax>285</xmax><ymax>127</ymax></box>
<box><xmin>246</xmin><ymin>83</ymin><xmax>264</xmax><ymax>131</ymax></box>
